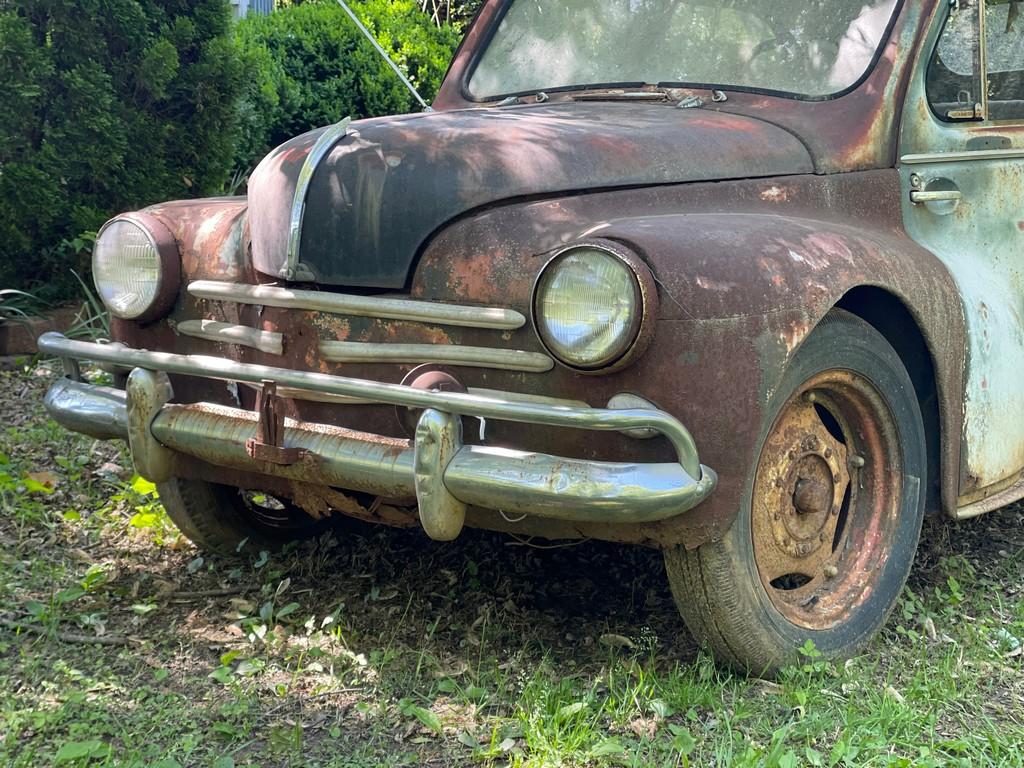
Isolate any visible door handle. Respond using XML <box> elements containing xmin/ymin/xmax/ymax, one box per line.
<box><xmin>910</xmin><ymin>189</ymin><xmax>963</xmax><ymax>204</ymax></box>
<box><xmin>909</xmin><ymin>176</ymin><xmax>963</xmax><ymax>215</ymax></box>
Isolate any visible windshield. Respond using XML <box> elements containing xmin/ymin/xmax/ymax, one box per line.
<box><xmin>468</xmin><ymin>0</ymin><xmax>901</xmax><ymax>100</ymax></box>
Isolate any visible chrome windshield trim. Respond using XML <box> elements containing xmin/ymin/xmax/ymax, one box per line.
<box><xmin>177</xmin><ymin>320</ymin><xmax>284</xmax><ymax>356</ymax></box>
<box><xmin>319</xmin><ymin>341</ymin><xmax>553</xmax><ymax>372</ymax></box>
<box><xmin>188</xmin><ymin>280</ymin><xmax>527</xmax><ymax>331</ymax></box>
<box><xmin>38</xmin><ymin>333</ymin><xmax>701</xmax><ymax>478</ymax></box>
<box><xmin>285</xmin><ymin>117</ymin><xmax>351</xmax><ymax>281</ymax></box>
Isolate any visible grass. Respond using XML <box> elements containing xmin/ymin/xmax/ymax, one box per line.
<box><xmin>0</xmin><ymin>364</ymin><xmax>1022</xmax><ymax>767</ymax></box>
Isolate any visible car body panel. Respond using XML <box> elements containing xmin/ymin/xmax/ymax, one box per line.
<box><xmin>247</xmin><ymin>103</ymin><xmax>813</xmax><ymax>288</ymax></box>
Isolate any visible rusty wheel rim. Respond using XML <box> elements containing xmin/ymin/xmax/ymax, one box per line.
<box><xmin>752</xmin><ymin>370</ymin><xmax>903</xmax><ymax>630</ymax></box>
<box><xmin>236</xmin><ymin>490</ymin><xmax>312</xmax><ymax>531</ymax></box>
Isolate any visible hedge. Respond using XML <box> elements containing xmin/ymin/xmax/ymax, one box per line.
<box><xmin>0</xmin><ymin>0</ymin><xmax>244</xmax><ymax>298</ymax></box>
<box><xmin>0</xmin><ymin>0</ymin><xmax>461</xmax><ymax>300</ymax></box>
<box><xmin>232</xmin><ymin>0</ymin><xmax>461</xmax><ymax>177</ymax></box>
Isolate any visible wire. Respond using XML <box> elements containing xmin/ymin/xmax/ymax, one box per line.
<box><xmin>333</xmin><ymin>0</ymin><xmax>433</xmax><ymax>112</ymax></box>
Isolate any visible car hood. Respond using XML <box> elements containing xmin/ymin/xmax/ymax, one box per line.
<box><xmin>248</xmin><ymin>102</ymin><xmax>813</xmax><ymax>288</ymax></box>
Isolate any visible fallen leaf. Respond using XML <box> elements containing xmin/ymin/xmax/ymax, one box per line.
<box><xmin>28</xmin><ymin>470</ymin><xmax>59</xmax><ymax>486</ymax></box>
<box><xmin>24</xmin><ymin>471</ymin><xmax>59</xmax><ymax>493</ymax></box>
<box><xmin>229</xmin><ymin>597</ymin><xmax>256</xmax><ymax>614</ymax></box>
<box><xmin>885</xmin><ymin>685</ymin><xmax>905</xmax><ymax>704</ymax></box>
<box><xmin>599</xmin><ymin>633</ymin><xmax>635</xmax><ymax>649</ymax></box>
<box><xmin>457</xmin><ymin>730</ymin><xmax>480</xmax><ymax>748</ymax></box>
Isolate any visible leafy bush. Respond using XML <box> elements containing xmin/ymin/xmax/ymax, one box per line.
<box><xmin>0</xmin><ymin>0</ymin><xmax>244</xmax><ymax>299</ymax></box>
<box><xmin>232</xmin><ymin>0</ymin><xmax>460</xmax><ymax>177</ymax></box>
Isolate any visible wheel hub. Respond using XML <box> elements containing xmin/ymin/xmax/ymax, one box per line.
<box><xmin>752</xmin><ymin>388</ymin><xmax>856</xmax><ymax>610</ymax></box>
<box><xmin>771</xmin><ymin>442</ymin><xmax>847</xmax><ymax>560</ymax></box>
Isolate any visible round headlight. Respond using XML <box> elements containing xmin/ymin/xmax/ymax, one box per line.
<box><xmin>93</xmin><ymin>215</ymin><xmax>177</xmax><ymax>321</ymax></box>
<box><xmin>534</xmin><ymin>245</ymin><xmax>645</xmax><ymax>370</ymax></box>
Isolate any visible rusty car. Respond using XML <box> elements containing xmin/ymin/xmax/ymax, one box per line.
<box><xmin>38</xmin><ymin>0</ymin><xmax>1024</xmax><ymax>673</ymax></box>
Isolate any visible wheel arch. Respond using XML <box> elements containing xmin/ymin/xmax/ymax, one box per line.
<box><xmin>832</xmin><ymin>285</ymin><xmax>960</xmax><ymax>519</ymax></box>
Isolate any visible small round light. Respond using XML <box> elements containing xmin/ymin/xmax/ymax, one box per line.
<box><xmin>93</xmin><ymin>218</ymin><xmax>165</xmax><ymax>320</ymax></box>
<box><xmin>534</xmin><ymin>246</ymin><xmax>642</xmax><ymax>369</ymax></box>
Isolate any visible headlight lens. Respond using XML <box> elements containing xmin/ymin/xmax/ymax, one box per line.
<box><xmin>93</xmin><ymin>218</ymin><xmax>164</xmax><ymax>320</ymax></box>
<box><xmin>534</xmin><ymin>246</ymin><xmax>642</xmax><ymax>369</ymax></box>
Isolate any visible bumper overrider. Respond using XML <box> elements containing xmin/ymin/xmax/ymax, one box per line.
<box><xmin>38</xmin><ymin>333</ymin><xmax>716</xmax><ymax>540</ymax></box>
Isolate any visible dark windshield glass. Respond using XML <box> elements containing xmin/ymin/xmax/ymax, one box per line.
<box><xmin>468</xmin><ymin>0</ymin><xmax>900</xmax><ymax>100</ymax></box>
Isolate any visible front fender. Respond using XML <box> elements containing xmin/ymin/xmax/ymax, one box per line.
<box><xmin>414</xmin><ymin>170</ymin><xmax>965</xmax><ymax>547</ymax></box>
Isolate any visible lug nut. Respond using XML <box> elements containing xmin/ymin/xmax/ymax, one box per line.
<box><xmin>851</xmin><ymin>455</ymin><xmax>866</xmax><ymax>468</ymax></box>
<box><xmin>805</xmin><ymin>392</ymin><xmax>818</xmax><ymax>404</ymax></box>
<box><xmin>824</xmin><ymin>565</ymin><xmax>839</xmax><ymax>578</ymax></box>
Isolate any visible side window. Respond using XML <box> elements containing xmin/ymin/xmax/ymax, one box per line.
<box><xmin>985</xmin><ymin>0</ymin><xmax>1024</xmax><ymax>120</ymax></box>
<box><xmin>927</xmin><ymin>0</ymin><xmax>984</xmax><ymax>120</ymax></box>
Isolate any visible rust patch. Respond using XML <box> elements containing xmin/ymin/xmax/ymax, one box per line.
<box><xmin>289</xmin><ymin>481</ymin><xmax>418</xmax><ymax>527</ymax></box>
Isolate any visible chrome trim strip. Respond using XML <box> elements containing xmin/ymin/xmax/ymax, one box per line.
<box><xmin>38</xmin><ymin>333</ymin><xmax>702</xmax><ymax>478</ymax></box>
<box><xmin>319</xmin><ymin>341</ymin><xmax>553</xmax><ymax>372</ymax></box>
<box><xmin>189</xmin><ymin>280</ymin><xmax>527</xmax><ymax>331</ymax></box>
<box><xmin>286</xmin><ymin>117</ymin><xmax>351</xmax><ymax>281</ymax></box>
<box><xmin>956</xmin><ymin>472</ymin><xmax>1024</xmax><ymax>520</ymax></box>
<box><xmin>900</xmin><ymin>148</ymin><xmax>1024</xmax><ymax>164</ymax></box>
<box><xmin>177</xmin><ymin>320</ymin><xmax>284</xmax><ymax>356</ymax></box>
<box><xmin>42</xmin><ymin>382</ymin><xmax>717</xmax><ymax>526</ymax></box>
<box><xmin>242</xmin><ymin>384</ymin><xmax>587</xmax><ymax>408</ymax></box>
<box><xmin>467</xmin><ymin>388</ymin><xmax>589</xmax><ymax>409</ymax></box>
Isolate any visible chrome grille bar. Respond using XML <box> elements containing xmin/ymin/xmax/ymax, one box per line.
<box><xmin>188</xmin><ymin>280</ymin><xmax>526</xmax><ymax>330</ymax></box>
<box><xmin>319</xmin><ymin>341</ymin><xmax>553</xmax><ymax>372</ymax></box>
<box><xmin>177</xmin><ymin>320</ymin><xmax>284</xmax><ymax>355</ymax></box>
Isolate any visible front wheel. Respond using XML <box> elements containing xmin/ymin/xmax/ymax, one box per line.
<box><xmin>157</xmin><ymin>478</ymin><xmax>326</xmax><ymax>554</ymax></box>
<box><xmin>665</xmin><ymin>310</ymin><xmax>927</xmax><ymax>675</ymax></box>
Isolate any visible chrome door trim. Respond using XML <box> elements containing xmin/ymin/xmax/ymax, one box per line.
<box><xmin>901</xmin><ymin>148</ymin><xmax>1024</xmax><ymax>164</ymax></box>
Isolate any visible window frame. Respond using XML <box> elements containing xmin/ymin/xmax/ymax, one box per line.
<box><xmin>927</xmin><ymin>0</ymin><xmax>1024</xmax><ymax>123</ymax></box>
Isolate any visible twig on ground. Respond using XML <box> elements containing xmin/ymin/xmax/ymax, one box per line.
<box><xmin>0</xmin><ymin>617</ymin><xmax>129</xmax><ymax>646</ymax></box>
<box><xmin>168</xmin><ymin>587</ymin><xmax>245</xmax><ymax>600</ymax></box>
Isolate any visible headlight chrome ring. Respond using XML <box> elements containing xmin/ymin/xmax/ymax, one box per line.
<box><xmin>532</xmin><ymin>240</ymin><xmax>658</xmax><ymax>373</ymax></box>
<box><xmin>92</xmin><ymin>212</ymin><xmax>180</xmax><ymax>322</ymax></box>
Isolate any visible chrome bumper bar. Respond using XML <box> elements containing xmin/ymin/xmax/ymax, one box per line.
<box><xmin>39</xmin><ymin>333</ymin><xmax>716</xmax><ymax>538</ymax></box>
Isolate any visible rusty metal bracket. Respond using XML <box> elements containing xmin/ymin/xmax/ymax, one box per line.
<box><xmin>245</xmin><ymin>381</ymin><xmax>308</xmax><ymax>465</ymax></box>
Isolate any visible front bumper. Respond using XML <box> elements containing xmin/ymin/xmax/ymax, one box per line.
<box><xmin>39</xmin><ymin>333</ymin><xmax>716</xmax><ymax>539</ymax></box>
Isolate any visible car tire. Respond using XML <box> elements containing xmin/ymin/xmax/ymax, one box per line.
<box><xmin>157</xmin><ymin>477</ymin><xmax>327</xmax><ymax>555</ymax></box>
<box><xmin>665</xmin><ymin>309</ymin><xmax>927</xmax><ymax>675</ymax></box>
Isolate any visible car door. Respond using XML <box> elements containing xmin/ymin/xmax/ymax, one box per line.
<box><xmin>899</xmin><ymin>0</ymin><xmax>1024</xmax><ymax>514</ymax></box>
